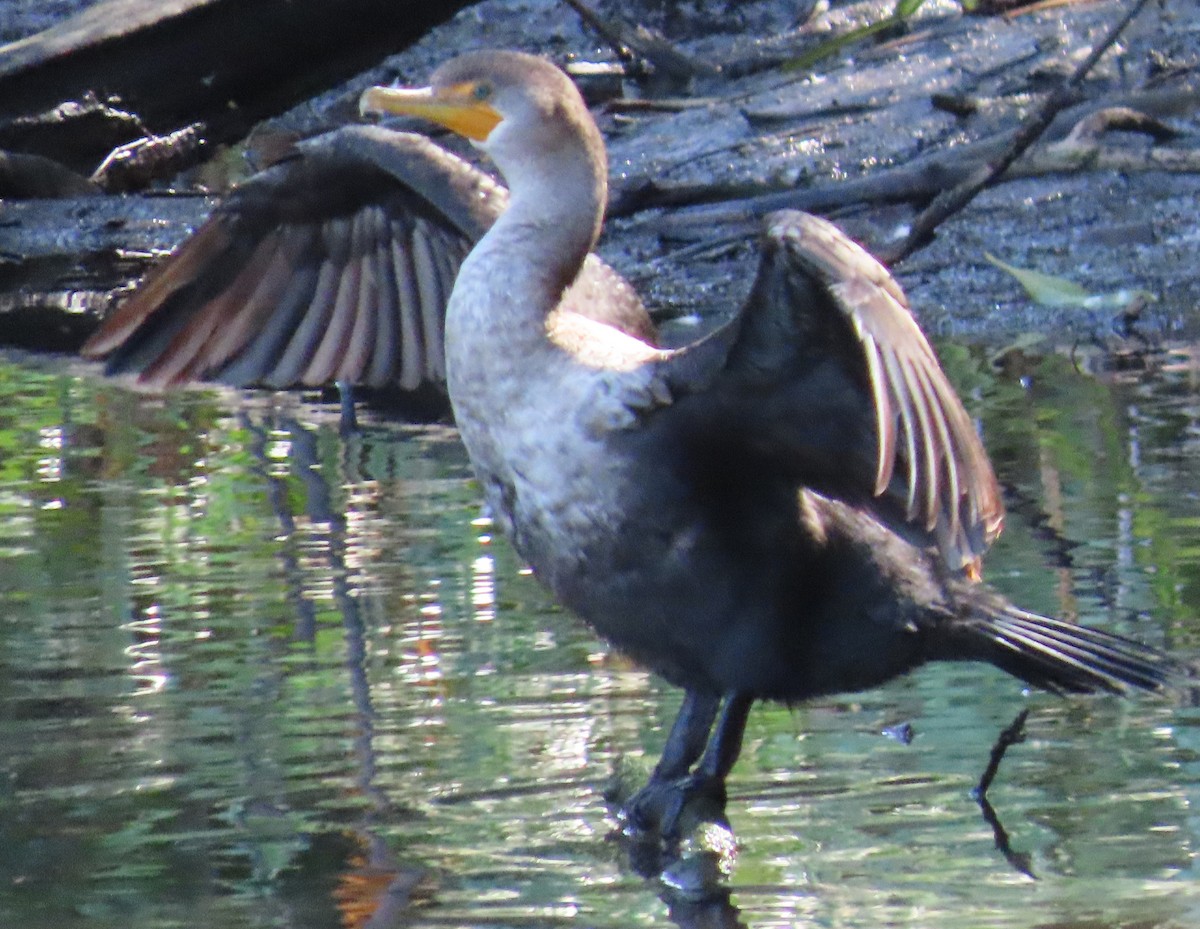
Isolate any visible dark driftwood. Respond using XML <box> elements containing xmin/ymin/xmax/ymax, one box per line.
<box><xmin>625</xmin><ymin>75</ymin><xmax>1200</xmax><ymax>236</ymax></box>
<box><xmin>882</xmin><ymin>0</ymin><xmax>1156</xmax><ymax>263</ymax></box>
<box><xmin>0</xmin><ymin>150</ymin><xmax>99</xmax><ymax>197</ymax></box>
<box><xmin>0</xmin><ymin>0</ymin><xmax>479</xmax><ymax>174</ymax></box>
<box><xmin>558</xmin><ymin>0</ymin><xmax>715</xmax><ymax>92</ymax></box>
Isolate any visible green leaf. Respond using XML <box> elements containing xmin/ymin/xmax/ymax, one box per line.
<box><xmin>984</xmin><ymin>252</ymin><xmax>1156</xmax><ymax>310</ymax></box>
<box><xmin>782</xmin><ymin>15</ymin><xmax>902</xmax><ymax>72</ymax></box>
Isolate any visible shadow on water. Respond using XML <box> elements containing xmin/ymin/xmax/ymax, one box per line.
<box><xmin>0</xmin><ymin>343</ymin><xmax>1199</xmax><ymax>928</ymax></box>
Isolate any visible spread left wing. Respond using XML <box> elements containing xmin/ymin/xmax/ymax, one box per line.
<box><xmin>659</xmin><ymin>210</ymin><xmax>1003</xmax><ymax>574</ymax></box>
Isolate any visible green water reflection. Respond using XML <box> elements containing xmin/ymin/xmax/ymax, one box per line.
<box><xmin>0</xmin><ymin>346</ymin><xmax>1198</xmax><ymax>929</ymax></box>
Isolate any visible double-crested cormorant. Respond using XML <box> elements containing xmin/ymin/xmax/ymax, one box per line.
<box><xmin>358</xmin><ymin>50</ymin><xmax>1180</xmax><ymax>837</ymax></box>
<box><xmin>80</xmin><ymin>126</ymin><xmax>653</xmax><ymax>400</ymax></box>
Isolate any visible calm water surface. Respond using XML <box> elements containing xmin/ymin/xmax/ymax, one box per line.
<box><xmin>1</xmin><ymin>345</ymin><xmax>1199</xmax><ymax>929</ymax></box>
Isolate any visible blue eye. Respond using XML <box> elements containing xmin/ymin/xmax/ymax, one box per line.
<box><xmin>472</xmin><ymin>83</ymin><xmax>492</xmax><ymax>101</ymax></box>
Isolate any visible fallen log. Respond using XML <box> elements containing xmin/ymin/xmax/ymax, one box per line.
<box><xmin>0</xmin><ymin>0</ymin><xmax>479</xmax><ymax>174</ymax></box>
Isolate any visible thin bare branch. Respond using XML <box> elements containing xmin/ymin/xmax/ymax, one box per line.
<box><xmin>881</xmin><ymin>0</ymin><xmax>1156</xmax><ymax>263</ymax></box>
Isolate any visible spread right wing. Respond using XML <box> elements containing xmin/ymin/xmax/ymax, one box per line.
<box><xmin>83</xmin><ymin>125</ymin><xmax>654</xmax><ymax>393</ymax></box>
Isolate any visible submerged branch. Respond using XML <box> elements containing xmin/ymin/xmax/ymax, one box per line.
<box><xmin>972</xmin><ymin>708</ymin><xmax>1036</xmax><ymax>880</ymax></box>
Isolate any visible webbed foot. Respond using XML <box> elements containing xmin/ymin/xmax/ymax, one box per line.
<box><xmin>623</xmin><ymin>771</ymin><xmax>730</xmax><ymax>840</ymax></box>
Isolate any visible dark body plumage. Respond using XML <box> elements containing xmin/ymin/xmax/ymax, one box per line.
<box><xmin>508</xmin><ymin>214</ymin><xmax>1168</xmax><ymax>705</ymax></box>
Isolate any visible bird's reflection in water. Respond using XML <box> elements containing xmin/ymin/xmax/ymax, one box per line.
<box><xmin>663</xmin><ymin>892</ymin><xmax>748</xmax><ymax>929</ymax></box>
<box><xmin>237</xmin><ymin>408</ymin><xmax>430</xmax><ymax>928</ymax></box>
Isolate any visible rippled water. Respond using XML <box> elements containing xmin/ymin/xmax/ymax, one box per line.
<box><xmin>1</xmin><ymin>345</ymin><xmax>1199</xmax><ymax>929</ymax></box>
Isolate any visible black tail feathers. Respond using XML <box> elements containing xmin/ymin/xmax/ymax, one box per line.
<box><xmin>949</xmin><ymin>600</ymin><xmax>1184</xmax><ymax>695</ymax></box>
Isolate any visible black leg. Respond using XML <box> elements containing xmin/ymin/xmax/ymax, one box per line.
<box><xmin>624</xmin><ymin>691</ymin><xmax>754</xmax><ymax>839</ymax></box>
<box><xmin>653</xmin><ymin>690</ymin><xmax>720</xmax><ymax>782</ymax></box>
<box><xmin>694</xmin><ymin>692</ymin><xmax>753</xmax><ymax>784</ymax></box>
<box><xmin>653</xmin><ymin>692</ymin><xmax>753</xmax><ymax>837</ymax></box>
